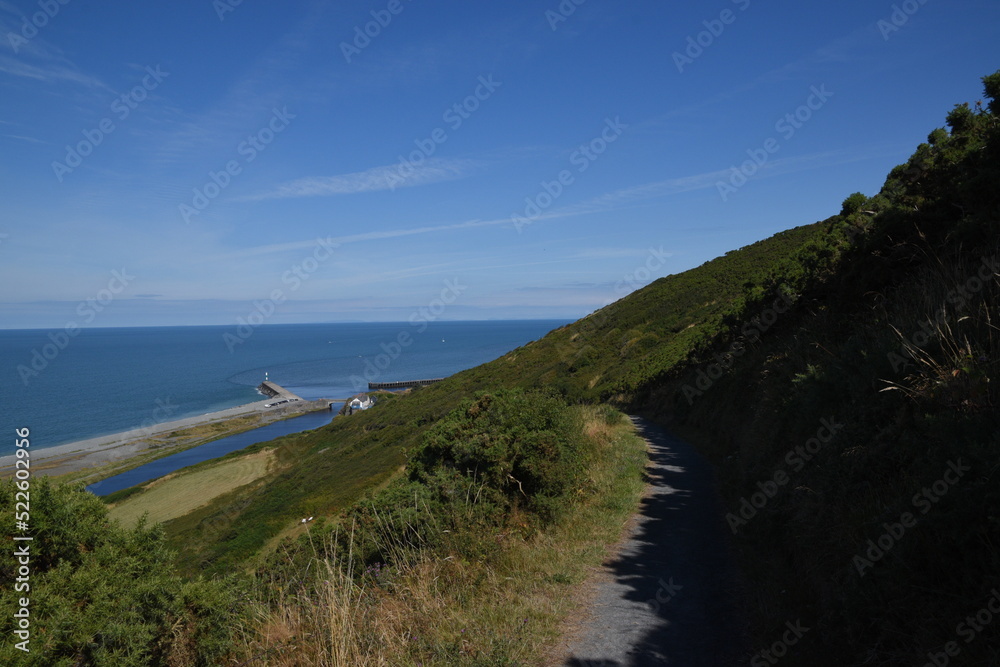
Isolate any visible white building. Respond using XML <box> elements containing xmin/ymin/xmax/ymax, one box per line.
<box><xmin>349</xmin><ymin>394</ymin><xmax>374</xmax><ymax>411</ymax></box>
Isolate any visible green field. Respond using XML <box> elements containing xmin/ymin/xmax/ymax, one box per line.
<box><xmin>108</xmin><ymin>449</ymin><xmax>276</xmax><ymax>527</ymax></box>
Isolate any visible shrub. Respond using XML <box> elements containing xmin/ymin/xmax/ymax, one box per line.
<box><xmin>840</xmin><ymin>192</ymin><xmax>868</xmax><ymax>217</ymax></box>
<box><xmin>0</xmin><ymin>479</ymin><xmax>238</xmax><ymax>665</ymax></box>
<box><xmin>407</xmin><ymin>388</ymin><xmax>588</xmax><ymax>516</ymax></box>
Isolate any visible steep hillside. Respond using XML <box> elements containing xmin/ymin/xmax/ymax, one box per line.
<box><xmin>165</xmin><ymin>70</ymin><xmax>998</xmax><ymax>664</ymax></box>
<box><xmin>525</xmin><ymin>70</ymin><xmax>999</xmax><ymax>664</ymax></box>
<box><xmin>642</xmin><ymin>74</ymin><xmax>1000</xmax><ymax>664</ymax></box>
<box><xmin>10</xmin><ymin>70</ymin><xmax>997</xmax><ymax>665</ymax></box>
<box><xmin>155</xmin><ymin>218</ymin><xmax>841</xmax><ymax>577</ymax></box>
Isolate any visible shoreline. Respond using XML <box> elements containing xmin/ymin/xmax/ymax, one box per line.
<box><xmin>1</xmin><ymin>394</ymin><xmax>344</xmax><ymax>480</ymax></box>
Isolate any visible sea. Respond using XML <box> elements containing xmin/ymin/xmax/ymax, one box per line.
<box><xmin>1</xmin><ymin>320</ymin><xmax>569</xmax><ymax>452</ymax></box>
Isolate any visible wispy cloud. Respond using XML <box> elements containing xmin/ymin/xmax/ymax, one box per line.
<box><xmin>213</xmin><ymin>216</ymin><xmax>514</xmax><ymax>261</ymax></box>
<box><xmin>147</xmin><ymin>4</ymin><xmax>334</xmax><ymax>167</ymax></box>
<box><xmin>243</xmin><ymin>158</ymin><xmax>478</xmax><ymax>201</ymax></box>
<box><xmin>2</xmin><ymin>133</ymin><xmax>47</xmax><ymax>144</ymax></box>
<box><xmin>213</xmin><ymin>144</ymin><xmax>895</xmax><ymax>265</ymax></box>
<box><xmin>0</xmin><ymin>54</ymin><xmax>111</xmax><ymax>91</ymax></box>
<box><xmin>571</xmin><ymin>247</ymin><xmax>671</xmax><ymax>260</ymax></box>
<box><xmin>561</xmin><ymin>145</ymin><xmax>900</xmax><ymax>216</ymax></box>
<box><xmin>0</xmin><ymin>5</ymin><xmax>113</xmax><ymax>96</ymax></box>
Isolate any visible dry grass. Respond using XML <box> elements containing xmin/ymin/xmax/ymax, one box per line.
<box><xmin>879</xmin><ymin>247</ymin><xmax>999</xmax><ymax>412</ymax></box>
<box><xmin>234</xmin><ymin>406</ymin><xmax>647</xmax><ymax>666</ymax></box>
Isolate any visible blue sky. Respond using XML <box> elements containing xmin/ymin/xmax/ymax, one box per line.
<box><xmin>1</xmin><ymin>0</ymin><xmax>998</xmax><ymax>328</ymax></box>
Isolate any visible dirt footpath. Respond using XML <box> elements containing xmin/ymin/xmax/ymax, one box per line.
<box><xmin>556</xmin><ymin>416</ymin><xmax>747</xmax><ymax>666</ymax></box>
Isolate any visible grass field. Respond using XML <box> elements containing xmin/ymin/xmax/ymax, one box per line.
<box><xmin>108</xmin><ymin>449</ymin><xmax>276</xmax><ymax>527</ymax></box>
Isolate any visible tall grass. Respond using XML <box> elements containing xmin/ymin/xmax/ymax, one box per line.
<box><xmin>878</xmin><ymin>245</ymin><xmax>998</xmax><ymax>412</ymax></box>
<box><xmin>233</xmin><ymin>405</ymin><xmax>647</xmax><ymax>666</ymax></box>
<box><xmin>657</xmin><ymin>238</ymin><xmax>1000</xmax><ymax>664</ymax></box>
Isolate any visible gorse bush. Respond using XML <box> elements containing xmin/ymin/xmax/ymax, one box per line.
<box><xmin>0</xmin><ymin>478</ymin><xmax>238</xmax><ymax>666</ymax></box>
<box><xmin>253</xmin><ymin>389</ymin><xmax>590</xmax><ymax>592</ymax></box>
<box><xmin>321</xmin><ymin>389</ymin><xmax>589</xmax><ymax>570</ymax></box>
<box><xmin>239</xmin><ymin>403</ymin><xmax>647</xmax><ymax>666</ymax></box>
<box><xmin>409</xmin><ymin>388</ymin><xmax>588</xmax><ymax>512</ymax></box>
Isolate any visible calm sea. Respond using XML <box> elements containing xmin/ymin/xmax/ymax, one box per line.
<box><xmin>1</xmin><ymin>320</ymin><xmax>568</xmax><ymax>451</ymax></box>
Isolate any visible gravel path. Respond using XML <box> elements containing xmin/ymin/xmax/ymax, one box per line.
<box><xmin>559</xmin><ymin>416</ymin><xmax>746</xmax><ymax>666</ymax></box>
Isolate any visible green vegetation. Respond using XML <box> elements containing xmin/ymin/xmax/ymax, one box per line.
<box><xmin>239</xmin><ymin>401</ymin><xmax>647</xmax><ymax>665</ymax></box>
<box><xmin>273</xmin><ymin>389</ymin><xmax>594</xmax><ymax>577</ymax></box>
<box><xmin>2</xmin><ymin>70</ymin><xmax>998</xmax><ymax>665</ymax></box>
<box><xmin>108</xmin><ymin>449</ymin><xmax>276</xmax><ymax>526</ymax></box>
<box><xmin>158</xmin><ymin>409</ymin><xmax>411</xmax><ymax>577</ymax></box>
<box><xmin>0</xmin><ymin>478</ymin><xmax>237</xmax><ymax>666</ymax></box>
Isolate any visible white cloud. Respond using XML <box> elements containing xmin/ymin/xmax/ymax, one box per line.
<box><xmin>222</xmin><ymin>147</ymin><xmax>885</xmax><ymax>264</ymax></box>
<box><xmin>243</xmin><ymin>158</ymin><xmax>478</xmax><ymax>200</ymax></box>
<box><xmin>561</xmin><ymin>145</ymin><xmax>899</xmax><ymax>216</ymax></box>
<box><xmin>2</xmin><ymin>133</ymin><xmax>47</xmax><ymax>144</ymax></box>
<box><xmin>0</xmin><ymin>54</ymin><xmax>111</xmax><ymax>92</ymax></box>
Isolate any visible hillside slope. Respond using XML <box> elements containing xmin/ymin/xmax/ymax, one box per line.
<box><xmin>89</xmin><ymin>69</ymin><xmax>1000</xmax><ymax>664</ymax></box>
<box><xmin>155</xmin><ymin>218</ymin><xmax>840</xmax><ymax>577</ymax></box>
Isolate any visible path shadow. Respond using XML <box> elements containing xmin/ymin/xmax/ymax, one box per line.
<box><xmin>563</xmin><ymin>417</ymin><xmax>747</xmax><ymax>666</ymax></box>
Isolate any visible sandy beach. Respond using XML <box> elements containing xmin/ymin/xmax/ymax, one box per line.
<box><xmin>1</xmin><ymin>390</ymin><xmax>338</xmax><ymax>480</ymax></box>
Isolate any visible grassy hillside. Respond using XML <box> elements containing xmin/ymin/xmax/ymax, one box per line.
<box><xmin>646</xmin><ymin>75</ymin><xmax>1000</xmax><ymax>664</ymax></box>
<box><xmin>144</xmin><ymin>71</ymin><xmax>999</xmax><ymax>663</ymax></box>
<box><xmin>7</xmin><ymin>70</ymin><xmax>997</xmax><ymax>665</ymax></box>
<box><xmin>237</xmin><ymin>397</ymin><xmax>649</xmax><ymax>665</ymax></box>
<box><xmin>143</xmin><ymin>217</ymin><xmax>840</xmax><ymax>578</ymax></box>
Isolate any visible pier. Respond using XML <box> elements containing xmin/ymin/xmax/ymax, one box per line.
<box><xmin>368</xmin><ymin>378</ymin><xmax>444</xmax><ymax>390</ymax></box>
<box><xmin>257</xmin><ymin>381</ymin><xmax>303</xmax><ymax>402</ymax></box>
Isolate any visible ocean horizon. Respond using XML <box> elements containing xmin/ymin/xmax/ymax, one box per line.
<box><xmin>1</xmin><ymin>320</ymin><xmax>569</xmax><ymax>450</ymax></box>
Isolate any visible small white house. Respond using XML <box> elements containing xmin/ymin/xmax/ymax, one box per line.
<box><xmin>349</xmin><ymin>394</ymin><xmax>374</xmax><ymax>411</ymax></box>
